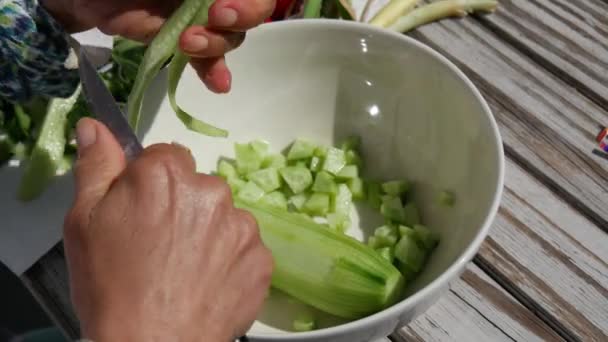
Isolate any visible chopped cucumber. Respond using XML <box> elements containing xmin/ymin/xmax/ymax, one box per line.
<box><xmin>322</xmin><ymin>147</ymin><xmax>346</xmax><ymax>175</ymax></box>
<box><xmin>394</xmin><ymin>235</ymin><xmax>426</xmax><ymax>273</ymax></box>
<box><xmin>327</xmin><ymin>213</ymin><xmax>350</xmax><ymax>233</ymax></box>
<box><xmin>237</xmin><ymin>181</ymin><xmax>266</xmax><ymax>203</ymax></box>
<box><xmin>347</xmin><ymin>178</ymin><xmax>366</xmax><ymax>200</ymax></box>
<box><xmin>340</xmin><ymin>135</ymin><xmax>361</xmax><ymax>151</ymax></box>
<box><xmin>227</xmin><ymin>177</ymin><xmax>247</xmax><ymax>194</ymax></box>
<box><xmin>292</xmin><ymin>160</ymin><xmax>309</xmax><ymax>168</ymax></box>
<box><xmin>303</xmin><ymin>193</ymin><xmax>330</xmax><ymax>216</ymax></box>
<box><xmin>382</xmin><ymin>180</ymin><xmax>409</xmax><ymax>196</ymax></box>
<box><xmin>376</xmin><ymin>247</ymin><xmax>395</xmax><ymax>263</ymax></box>
<box><xmin>380</xmin><ymin>196</ymin><xmax>406</xmax><ymax>224</ymax></box>
<box><xmin>260</xmin><ymin>191</ymin><xmax>288</xmax><ymax>210</ymax></box>
<box><xmin>332</xmin><ymin>184</ymin><xmax>352</xmax><ymax>218</ymax></box>
<box><xmin>218</xmin><ymin>160</ymin><xmax>238</xmax><ymax>180</ymax></box>
<box><xmin>280</xmin><ymin>166</ymin><xmax>313</xmax><ymax>194</ymax></box>
<box><xmin>438</xmin><ymin>190</ymin><xmax>455</xmax><ymax>207</ymax></box>
<box><xmin>398</xmin><ymin>225</ymin><xmax>417</xmax><ymax>240</ymax></box>
<box><xmin>262</xmin><ymin>153</ymin><xmax>287</xmax><ymax>169</ymax></box>
<box><xmin>293</xmin><ymin>313</ymin><xmax>316</xmax><ymax>332</ymax></box>
<box><xmin>248</xmin><ymin>168</ymin><xmax>281</xmax><ymax>193</ymax></box>
<box><xmin>312</xmin><ymin>171</ymin><xmax>337</xmax><ymax>194</ymax></box>
<box><xmin>336</xmin><ymin>165</ymin><xmax>358</xmax><ymax>180</ymax></box>
<box><xmin>287</xmin><ymin>139</ymin><xmax>317</xmax><ymax>161</ymax></box>
<box><xmin>289</xmin><ymin>192</ymin><xmax>310</xmax><ymax>211</ymax></box>
<box><xmin>367</xmin><ymin>181</ymin><xmax>382</xmax><ymax>210</ymax></box>
<box><xmin>309</xmin><ymin>156</ymin><xmax>323</xmax><ymax>173</ymax></box>
<box><xmin>403</xmin><ymin>202</ymin><xmax>421</xmax><ymax>226</ymax></box>
<box><xmin>250</xmin><ymin>139</ymin><xmax>270</xmax><ymax>158</ymax></box>
<box><xmin>235</xmin><ymin>142</ymin><xmax>264</xmax><ymax>175</ymax></box>
<box><xmin>345</xmin><ymin>149</ymin><xmax>362</xmax><ymax>167</ymax></box>
<box><xmin>314</xmin><ymin>146</ymin><xmax>327</xmax><ymax>158</ymax></box>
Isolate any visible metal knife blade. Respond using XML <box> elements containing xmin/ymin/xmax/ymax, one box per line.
<box><xmin>73</xmin><ymin>39</ymin><xmax>143</xmax><ymax>161</ymax></box>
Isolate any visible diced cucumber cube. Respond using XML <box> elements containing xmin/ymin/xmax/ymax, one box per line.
<box><xmin>372</xmin><ymin>225</ymin><xmax>399</xmax><ymax>248</ymax></box>
<box><xmin>262</xmin><ymin>154</ymin><xmax>287</xmax><ymax>168</ymax></box>
<box><xmin>280</xmin><ymin>166</ymin><xmax>313</xmax><ymax>194</ymax></box>
<box><xmin>398</xmin><ymin>225</ymin><xmax>417</xmax><ymax>239</ymax></box>
<box><xmin>235</xmin><ymin>143</ymin><xmax>263</xmax><ymax>175</ymax></box>
<box><xmin>314</xmin><ymin>146</ymin><xmax>328</xmax><ymax>158</ymax></box>
<box><xmin>227</xmin><ymin>178</ymin><xmax>247</xmax><ymax>194</ymax></box>
<box><xmin>347</xmin><ymin>178</ymin><xmax>365</xmax><ymax>200</ymax></box>
<box><xmin>374</xmin><ymin>225</ymin><xmax>398</xmax><ymax>238</ymax></box>
<box><xmin>396</xmin><ymin>260</ymin><xmax>418</xmax><ymax>281</ymax></box>
<box><xmin>309</xmin><ymin>156</ymin><xmax>323</xmax><ymax>173</ymax></box>
<box><xmin>438</xmin><ymin>190</ymin><xmax>455</xmax><ymax>207</ymax></box>
<box><xmin>382</xmin><ymin>180</ymin><xmax>410</xmax><ymax>196</ymax></box>
<box><xmin>287</xmin><ymin>139</ymin><xmax>317</xmax><ymax>161</ymax></box>
<box><xmin>217</xmin><ymin>160</ymin><xmax>238</xmax><ymax>180</ymax></box>
<box><xmin>367</xmin><ymin>181</ymin><xmax>382</xmax><ymax>210</ymax></box>
<box><xmin>403</xmin><ymin>202</ymin><xmax>421</xmax><ymax>226</ymax></box>
<box><xmin>336</xmin><ymin>165</ymin><xmax>358</xmax><ymax>180</ymax></box>
<box><xmin>345</xmin><ymin>150</ymin><xmax>362</xmax><ymax>167</ymax></box>
<box><xmin>326</xmin><ymin>213</ymin><xmax>350</xmax><ymax>233</ymax></box>
<box><xmin>293</xmin><ymin>313</ymin><xmax>316</xmax><ymax>332</ymax></box>
<box><xmin>289</xmin><ymin>193</ymin><xmax>310</xmax><ymax>211</ymax></box>
<box><xmin>293</xmin><ymin>160</ymin><xmax>309</xmax><ymax>168</ymax></box>
<box><xmin>250</xmin><ymin>140</ymin><xmax>270</xmax><ymax>158</ymax></box>
<box><xmin>376</xmin><ymin>247</ymin><xmax>394</xmax><ymax>263</ymax></box>
<box><xmin>237</xmin><ymin>181</ymin><xmax>265</xmax><ymax>203</ymax></box>
<box><xmin>260</xmin><ymin>191</ymin><xmax>288</xmax><ymax>210</ymax></box>
<box><xmin>394</xmin><ymin>235</ymin><xmax>426</xmax><ymax>273</ymax></box>
<box><xmin>413</xmin><ymin>224</ymin><xmax>440</xmax><ymax>250</ymax></box>
<box><xmin>332</xmin><ymin>184</ymin><xmax>352</xmax><ymax>218</ymax></box>
<box><xmin>312</xmin><ymin>171</ymin><xmax>337</xmax><ymax>194</ymax></box>
<box><xmin>322</xmin><ymin>147</ymin><xmax>346</xmax><ymax>175</ymax></box>
<box><xmin>303</xmin><ymin>193</ymin><xmax>330</xmax><ymax>216</ymax></box>
<box><xmin>248</xmin><ymin>168</ymin><xmax>281</xmax><ymax>192</ymax></box>
<box><xmin>381</xmin><ymin>196</ymin><xmax>406</xmax><ymax>224</ymax></box>
<box><xmin>340</xmin><ymin>135</ymin><xmax>361</xmax><ymax>151</ymax></box>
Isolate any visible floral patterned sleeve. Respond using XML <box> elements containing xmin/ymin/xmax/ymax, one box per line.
<box><xmin>0</xmin><ymin>0</ymin><xmax>79</xmax><ymax>103</ymax></box>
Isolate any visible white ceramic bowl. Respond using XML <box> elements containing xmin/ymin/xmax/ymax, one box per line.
<box><xmin>139</xmin><ymin>19</ymin><xmax>504</xmax><ymax>342</ymax></box>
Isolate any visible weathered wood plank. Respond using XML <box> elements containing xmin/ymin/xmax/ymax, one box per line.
<box><xmin>408</xmin><ymin>10</ymin><xmax>608</xmax><ymax>230</ymax></box>
<box><xmin>476</xmin><ymin>158</ymin><xmax>608</xmax><ymax>341</ymax></box>
<box><xmin>477</xmin><ymin>0</ymin><xmax>608</xmax><ymax>108</ymax></box>
<box><xmin>392</xmin><ymin>265</ymin><xmax>563</xmax><ymax>342</ymax></box>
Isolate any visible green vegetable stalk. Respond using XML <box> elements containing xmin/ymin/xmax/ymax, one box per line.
<box><xmin>389</xmin><ymin>0</ymin><xmax>498</xmax><ymax>33</ymax></box>
<box><xmin>369</xmin><ymin>0</ymin><xmax>419</xmax><ymax>27</ymax></box>
<box><xmin>303</xmin><ymin>0</ymin><xmax>324</xmax><ymax>18</ymax></box>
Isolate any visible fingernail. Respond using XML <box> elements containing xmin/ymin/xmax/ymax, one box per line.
<box><xmin>186</xmin><ymin>34</ymin><xmax>208</xmax><ymax>52</ymax></box>
<box><xmin>76</xmin><ymin>119</ymin><xmax>97</xmax><ymax>152</ymax></box>
<box><xmin>214</xmin><ymin>7</ymin><xmax>238</xmax><ymax>27</ymax></box>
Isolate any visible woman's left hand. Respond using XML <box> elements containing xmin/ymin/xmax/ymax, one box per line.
<box><xmin>42</xmin><ymin>0</ymin><xmax>276</xmax><ymax>93</ymax></box>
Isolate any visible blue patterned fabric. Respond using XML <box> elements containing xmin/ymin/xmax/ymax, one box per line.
<box><xmin>0</xmin><ymin>0</ymin><xmax>79</xmax><ymax>103</ymax></box>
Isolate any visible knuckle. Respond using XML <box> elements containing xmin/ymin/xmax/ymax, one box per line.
<box><xmin>63</xmin><ymin>206</ymin><xmax>87</xmax><ymax>243</ymax></box>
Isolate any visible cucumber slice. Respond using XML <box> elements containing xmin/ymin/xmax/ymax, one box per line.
<box><xmin>336</xmin><ymin>165</ymin><xmax>358</xmax><ymax>180</ymax></box>
<box><xmin>289</xmin><ymin>192</ymin><xmax>310</xmax><ymax>211</ymax></box>
<box><xmin>367</xmin><ymin>181</ymin><xmax>382</xmax><ymax>210</ymax></box>
<box><xmin>260</xmin><ymin>191</ymin><xmax>288</xmax><ymax>210</ymax></box>
<box><xmin>287</xmin><ymin>139</ymin><xmax>317</xmax><ymax>161</ymax></box>
<box><xmin>248</xmin><ymin>168</ymin><xmax>281</xmax><ymax>193</ymax></box>
<box><xmin>280</xmin><ymin>166</ymin><xmax>313</xmax><ymax>194</ymax></box>
<box><xmin>237</xmin><ymin>181</ymin><xmax>265</xmax><ymax>203</ymax></box>
<box><xmin>312</xmin><ymin>171</ymin><xmax>337</xmax><ymax>194</ymax></box>
<box><xmin>380</xmin><ymin>196</ymin><xmax>406</xmax><ymax>224</ymax></box>
<box><xmin>347</xmin><ymin>178</ymin><xmax>365</xmax><ymax>200</ymax></box>
<box><xmin>235</xmin><ymin>142</ymin><xmax>264</xmax><ymax>175</ymax></box>
<box><xmin>332</xmin><ymin>184</ymin><xmax>352</xmax><ymax>218</ymax></box>
<box><xmin>322</xmin><ymin>147</ymin><xmax>346</xmax><ymax>175</ymax></box>
<box><xmin>403</xmin><ymin>202</ymin><xmax>421</xmax><ymax>226</ymax></box>
<box><xmin>303</xmin><ymin>193</ymin><xmax>330</xmax><ymax>216</ymax></box>
<box><xmin>218</xmin><ymin>160</ymin><xmax>238</xmax><ymax>180</ymax></box>
<box><xmin>262</xmin><ymin>153</ymin><xmax>287</xmax><ymax>169</ymax></box>
<box><xmin>394</xmin><ymin>235</ymin><xmax>426</xmax><ymax>273</ymax></box>
<box><xmin>382</xmin><ymin>180</ymin><xmax>409</xmax><ymax>196</ymax></box>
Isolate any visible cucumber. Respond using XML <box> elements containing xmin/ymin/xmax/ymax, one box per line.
<box><xmin>280</xmin><ymin>166</ymin><xmax>313</xmax><ymax>194</ymax></box>
<box><xmin>332</xmin><ymin>184</ymin><xmax>352</xmax><ymax>218</ymax></box>
<box><xmin>394</xmin><ymin>235</ymin><xmax>426</xmax><ymax>273</ymax></box>
<box><xmin>382</xmin><ymin>180</ymin><xmax>409</xmax><ymax>196</ymax></box>
<box><xmin>303</xmin><ymin>193</ymin><xmax>330</xmax><ymax>216</ymax></box>
<box><xmin>235</xmin><ymin>142</ymin><xmax>264</xmax><ymax>175</ymax></box>
<box><xmin>309</xmin><ymin>156</ymin><xmax>323</xmax><ymax>173</ymax></box>
<box><xmin>263</xmin><ymin>153</ymin><xmax>287</xmax><ymax>168</ymax></box>
<box><xmin>287</xmin><ymin>139</ymin><xmax>317</xmax><ymax>161</ymax></box>
<box><xmin>237</xmin><ymin>181</ymin><xmax>266</xmax><ymax>203</ymax></box>
<box><xmin>260</xmin><ymin>191</ymin><xmax>288</xmax><ymax>211</ymax></box>
<box><xmin>413</xmin><ymin>224</ymin><xmax>440</xmax><ymax>250</ymax></box>
<box><xmin>403</xmin><ymin>202</ymin><xmax>421</xmax><ymax>226</ymax></box>
<box><xmin>218</xmin><ymin>160</ymin><xmax>238</xmax><ymax>180</ymax></box>
<box><xmin>345</xmin><ymin>150</ymin><xmax>362</xmax><ymax>167</ymax></box>
<box><xmin>326</xmin><ymin>213</ymin><xmax>350</xmax><ymax>233</ymax></box>
<box><xmin>336</xmin><ymin>165</ymin><xmax>358</xmax><ymax>180</ymax></box>
<box><xmin>312</xmin><ymin>171</ymin><xmax>337</xmax><ymax>194</ymax></box>
<box><xmin>380</xmin><ymin>196</ymin><xmax>406</xmax><ymax>224</ymax></box>
<box><xmin>289</xmin><ymin>192</ymin><xmax>310</xmax><ymax>211</ymax></box>
<box><xmin>367</xmin><ymin>181</ymin><xmax>382</xmax><ymax>210</ymax></box>
<box><xmin>347</xmin><ymin>178</ymin><xmax>365</xmax><ymax>200</ymax></box>
<box><xmin>322</xmin><ymin>147</ymin><xmax>346</xmax><ymax>175</ymax></box>
<box><xmin>376</xmin><ymin>247</ymin><xmax>395</xmax><ymax>263</ymax></box>
<box><xmin>248</xmin><ymin>168</ymin><xmax>281</xmax><ymax>193</ymax></box>
<box><xmin>340</xmin><ymin>135</ymin><xmax>361</xmax><ymax>151</ymax></box>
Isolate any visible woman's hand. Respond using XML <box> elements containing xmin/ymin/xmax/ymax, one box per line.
<box><xmin>63</xmin><ymin>118</ymin><xmax>274</xmax><ymax>341</ymax></box>
<box><xmin>42</xmin><ymin>0</ymin><xmax>276</xmax><ymax>93</ymax></box>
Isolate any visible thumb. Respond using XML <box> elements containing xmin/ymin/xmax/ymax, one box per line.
<box><xmin>72</xmin><ymin>118</ymin><xmax>127</xmax><ymax>215</ymax></box>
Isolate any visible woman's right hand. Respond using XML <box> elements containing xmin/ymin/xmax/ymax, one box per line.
<box><xmin>63</xmin><ymin>118</ymin><xmax>274</xmax><ymax>342</ymax></box>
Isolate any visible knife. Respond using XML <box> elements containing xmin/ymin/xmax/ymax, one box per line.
<box><xmin>71</xmin><ymin>37</ymin><xmax>144</xmax><ymax>161</ymax></box>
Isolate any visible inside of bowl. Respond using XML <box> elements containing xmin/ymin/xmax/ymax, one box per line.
<box><xmin>139</xmin><ymin>21</ymin><xmax>502</xmax><ymax>335</ymax></box>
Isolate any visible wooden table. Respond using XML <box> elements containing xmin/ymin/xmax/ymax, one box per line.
<box><xmin>21</xmin><ymin>1</ymin><xmax>608</xmax><ymax>341</ymax></box>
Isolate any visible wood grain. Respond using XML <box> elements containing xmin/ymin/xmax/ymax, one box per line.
<box><xmin>476</xmin><ymin>158</ymin><xmax>608</xmax><ymax>341</ymax></box>
<box><xmin>408</xmin><ymin>10</ymin><xmax>608</xmax><ymax>230</ymax></box>
<box><xmin>477</xmin><ymin>0</ymin><xmax>608</xmax><ymax>108</ymax></box>
<box><xmin>392</xmin><ymin>265</ymin><xmax>563</xmax><ymax>342</ymax></box>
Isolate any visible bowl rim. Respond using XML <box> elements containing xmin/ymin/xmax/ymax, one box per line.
<box><xmin>245</xmin><ymin>18</ymin><xmax>506</xmax><ymax>339</ymax></box>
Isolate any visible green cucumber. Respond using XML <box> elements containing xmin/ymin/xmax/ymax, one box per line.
<box><xmin>322</xmin><ymin>147</ymin><xmax>346</xmax><ymax>175</ymax></box>
<box><xmin>382</xmin><ymin>180</ymin><xmax>409</xmax><ymax>196</ymax></box>
<box><xmin>237</xmin><ymin>181</ymin><xmax>266</xmax><ymax>203</ymax></box>
<box><xmin>303</xmin><ymin>193</ymin><xmax>330</xmax><ymax>216</ymax></box>
<box><xmin>280</xmin><ymin>166</ymin><xmax>313</xmax><ymax>194</ymax></box>
<box><xmin>287</xmin><ymin>139</ymin><xmax>317</xmax><ymax>160</ymax></box>
<box><xmin>248</xmin><ymin>168</ymin><xmax>281</xmax><ymax>193</ymax></box>
<box><xmin>312</xmin><ymin>171</ymin><xmax>337</xmax><ymax>194</ymax></box>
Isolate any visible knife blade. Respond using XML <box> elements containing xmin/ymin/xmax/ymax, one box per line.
<box><xmin>72</xmin><ymin>38</ymin><xmax>143</xmax><ymax>161</ymax></box>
